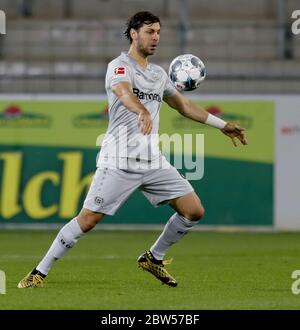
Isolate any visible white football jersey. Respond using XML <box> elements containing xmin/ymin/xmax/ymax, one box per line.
<box><xmin>97</xmin><ymin>52</ymin><xmax>177</xmax><ymax>167</ymax></box>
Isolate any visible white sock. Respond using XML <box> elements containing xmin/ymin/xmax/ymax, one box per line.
<box><xmin>36</xmin><ymin>217</ymin><xmax>84</xmax><ymax>275</ymax></box>
<box><xmin>150</xmin><ymin>213</ymin><xmax>198</xmax><ymax>260</ymax></box>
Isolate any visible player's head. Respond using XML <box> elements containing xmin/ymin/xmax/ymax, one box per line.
<box><xmin>124</xmin><ymin>11</ymin><xmax>161</xmax><ymax>56</ymax></box>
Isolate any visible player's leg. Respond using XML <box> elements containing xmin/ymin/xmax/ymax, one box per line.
<box><xmin>138</xmin><ymin>160</ymin><xmax>204</xmax><ymax>286</ymax></box>
<box><xmin>35</xmin><ymin>209</ymin><xmax>105</xmax><ymax>274</ymax></box>
<box><xmin>17</xmin><ymin>209</ymin><xmax>105</xmax><ymax>289</ymax></box>
<box><xmin>18</xmin><ymin>167</ymin><xmax>109</xmax><ymax>289</ymax></box>
<box><xmin>18</xmin><ymin>166</ymin><xmax>141</xmax><ymax>288</ymax></box>
<box><xmin>138</xmin><ymin>192</ymin><xmax>204</xmax><ymax>287</ymax></box>
<box><xmin>169</xmin><ymin>191</ymin><xmax>205</xmax><ymax>221</ymax></box>
<box><xmin>77</xmin><ymin>207</ymin><xmax>105</xmax><ymax>232</ymax></box>
<box><xmin>149</xmin><ymin>191</ymin><xmax>204</xmax><ymax>261</ymax></box>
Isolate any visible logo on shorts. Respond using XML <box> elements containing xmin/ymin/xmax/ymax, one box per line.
<box><xmin>94</xmin><ymin>196</ymin><xmax>104</xmax><ymax>206</ymax></box>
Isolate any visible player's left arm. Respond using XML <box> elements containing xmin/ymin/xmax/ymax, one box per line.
<box><xmin>164</xmin><ymin>92</ymin><xmax>248</xmax><ymax>147</ymax></box>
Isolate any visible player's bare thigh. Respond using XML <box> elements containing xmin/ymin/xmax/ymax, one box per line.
<box><xmin>77</xmin><ymin>208</ymin><xmax>106</xmax><ymax>232</ymax></box>
<box><xmin>169</xmin><ymin>191</ymin><xmax>205</xmax><ymax>221</ymax></box>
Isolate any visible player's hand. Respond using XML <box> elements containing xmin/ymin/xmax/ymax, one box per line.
<box><xmin>138</xmin><ymin>110</ymin><xmax>153</xmax><ymax>135</ymax></box>
<box><xmin>221</xmin><ymin>123</ymin><xmax>248</xmax><ymax>147</ymax></box>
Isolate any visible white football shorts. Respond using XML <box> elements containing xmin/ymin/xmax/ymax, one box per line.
<box><xmin>83</xmin><ymin>156</ymin><xmax>194</xmax><ymax>215</ymax></box>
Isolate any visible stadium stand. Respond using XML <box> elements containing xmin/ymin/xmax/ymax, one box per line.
<box><xmin>0</xmin><ymin>0</ymin><xmax>299</xmax><ymax>93</ymax></box>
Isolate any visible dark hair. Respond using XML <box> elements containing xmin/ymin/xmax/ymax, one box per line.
<box><xmin>124</xmin><ymin>11</ymin><xmax>161</xmax><ymax>43</ymax></box>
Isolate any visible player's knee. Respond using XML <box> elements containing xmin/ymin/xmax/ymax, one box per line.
<box><xmin>78</xmin><ymin>209</ymin><xmax>104</xmax><ymax>232</ymax></box>
<box><xmin>185</xmin><ymin>204</ymin><xmax>205</xmax><ymax>221</ymax></box>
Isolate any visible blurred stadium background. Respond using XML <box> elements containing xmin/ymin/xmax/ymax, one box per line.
<box><xmin>0</xmin><ymin>0</ymin><xmax>299</xmax><ymax>93</ymax></box>
<box><xmin>0</xmin><ymin>0</ymin><xmax>299</xmax><ymax>229</ymax></box>
<box><xmin>0</xmin><ymin>0</ymin><xmax>300</xmax><ymax>311</ymax></box>
<box><xmin>0</xmin><ymin>0</ymin><xmax>300</xmax><ymax>229</ymax></box>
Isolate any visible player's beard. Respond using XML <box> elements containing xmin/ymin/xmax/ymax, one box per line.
<box><xmin>138</xmin><ymin>42</ymin><xmax>157</xmax><ymax>57</ymax></box>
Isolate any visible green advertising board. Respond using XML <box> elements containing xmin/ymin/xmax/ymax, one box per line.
<box><xmin>0</xmin><ymin>99</ymin><xmax>273</xmax><ymax>226</ymax></box>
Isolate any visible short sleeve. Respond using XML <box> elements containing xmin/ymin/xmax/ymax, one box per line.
<box><xmin>107</xmin><ymin>62</ymin><xmax>133</xmax><ymax>88</ymax></box>
<box><xmin>163</xmin><ymin>70</ymin><xmax>177</xmax><ymax>98</ymax></box>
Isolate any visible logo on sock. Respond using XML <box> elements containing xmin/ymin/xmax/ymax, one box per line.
<box><xmin>177</xmin><ymin>230</ymin><xmax>188</xmax><ymax>236</ymax></box>
<box><xmin>60</xmin><ymin>238</ymin><xmax>72</xmax><ymax>249</ymax></box>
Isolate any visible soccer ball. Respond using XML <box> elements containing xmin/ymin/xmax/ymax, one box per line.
<box><xmin>168</xmin><ymin>54</ymin><xmax>206</xmax><ymax>91</ymax></box>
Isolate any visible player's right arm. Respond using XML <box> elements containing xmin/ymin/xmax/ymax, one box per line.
<box><xmin>112</xmin><ymin>81</ymin><xmax>153</xmax><ymax>135</ymax></box>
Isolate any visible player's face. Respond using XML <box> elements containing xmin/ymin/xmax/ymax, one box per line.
<box><xmin>135</xmin><ymin>22</ymin><xmax>161</xmax><ymax>56</ymax></box>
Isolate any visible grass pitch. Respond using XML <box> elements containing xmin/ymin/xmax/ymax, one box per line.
<box><xmin>0</xmin><ymin>230</ymin><xmax>300</xmax><ymax>310</ymax></box>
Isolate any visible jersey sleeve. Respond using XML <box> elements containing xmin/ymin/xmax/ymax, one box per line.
<box><xmin>162</xmin><ymin>70</ymin><xmax>177</xmax><ymax>98</ymax></box>
<box><xmin>107</xmin><ymin>61</ymin><xmax>133</xmax><ymax>88</ymax></box>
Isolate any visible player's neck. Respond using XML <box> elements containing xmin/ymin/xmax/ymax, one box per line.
<box><xmin>127</xmin><ymin>47</ymin><xmax>148</xmax><ymax>70</ymax></box>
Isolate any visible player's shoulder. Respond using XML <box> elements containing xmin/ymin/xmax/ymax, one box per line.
<box><xmin>108</xmin><ymin>53</ymin><xmax>132</xmax><ymax>69</ymax></box>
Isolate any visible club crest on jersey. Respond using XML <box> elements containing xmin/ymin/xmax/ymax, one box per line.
<box><xmin>114</xmin><ymin>67</ymin><xmax>126</xmax><ymax>75</ymax></box>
